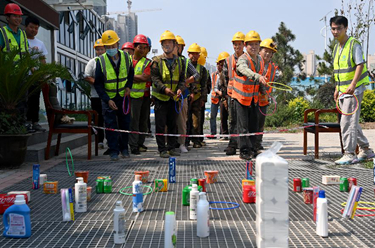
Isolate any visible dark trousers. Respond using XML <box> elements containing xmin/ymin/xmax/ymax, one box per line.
<box><xmin>235</xmin><ymin>99</ymin><xmax>258</xmax><ymax>153</ymax></box>
<box><xmin>191</xmin><ymin>98</ymin><xmax>202</xmax><ymax>144</ymax></box>
<box><xmin>256</xmin><ymin>105</ymin><xmax>267</xmax><ymax>147</ymax></box>
<box><xmin>219</xmin><ymin>100</ymin><xmax>229</xmax><ymax>135</ymax></box>
<box><xmin>27</xmin><ymin>84</ymin><xmax>41</xmax><ymax>123</ymax></box>
<box><xmin>199</xmin><ymin>104</ymin><xmax>205</xmax><ymax>142</ymax></box>
<box><xmin>102</xmin><ymin>96</ymin><xmax>130</xmax><ymax>155</ymax></box>
<box><xmin>185</xmin><ymin>99</ymin><xmax>193</xmax><ymax>146</ymax></box>
<box><xmin>90</xmin><ymin>97</ymin><xmax>104</xmax><ymax>143</ymax></box>
<box><xmin>154</xmin><ymin>98</ymin><xmax>177</xmax><ymax>153</ymax></box>
<box><xmin>227</xmin><ymin>96</ymin><xmax>238</xmax><ymax>148</ymax></box>
<box><xmin>129</xmin><ymin>97</ymin><xmax>150</xmax><ymax>149</ymax></box>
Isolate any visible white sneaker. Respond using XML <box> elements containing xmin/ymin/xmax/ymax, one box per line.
<box><xmin>335</xmin><ymin>154</ymin><xmax>359</xmax><ymax>165</ymax></box>
<box><xmin>357</xmin><ymin>148</ymin><xmax>375</xmax><ymax>161</ymax></box>
<box><xmin>179</xmin><ymin>144</ymin><xmax>188</xmax><ymax>153</ymax></box>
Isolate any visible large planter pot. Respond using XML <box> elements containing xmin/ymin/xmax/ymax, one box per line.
<box><xmin>0</xmin><ymin>134</ymin><xmax>31</xmax><ymax>168</ymax></box>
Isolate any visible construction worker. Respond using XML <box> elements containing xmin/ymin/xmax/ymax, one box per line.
<box><xmin>210</xmin><ymin>52</ymin><xmax>230</xmax><ymax>137</ymax></box>
<box><xmin>223</xmin><ymin>32</ymin><xmax>245</xmax><ymax>155</ymax></box>
<box><xmin>187</xmin><ymin>43</ymin><xmax>208</xmax><ymax>148</ymax></box>
<box><xmin>151</xmin><ymin>30</ymin><xmax>186</xmax><ymax>158</ymax></box>
<box><xmin>0</xmin><ymin>3</ymin><xmax>28</xmax><ymax>58</ymax></box>
<box><xmin>330</xmin><ymin>16</ymin><xmax>374</xmax><ymax>164</ymax></box>
<box><xmin>234</xmin><ymin>31</ymin><xmax>267</xmax><ymax>160</ymax></box>
<box><xmin>197</xmin><ymin>47</ymin><xmax>210</xmax><ymax>146</ymax></box>
<box><xmin>129</xmin><ymin>34</ymin><xmax>151</xmax><ymax>155</ymax></box>
<box><xmin>175</xmin><ymin>35</ymin><xmax>200</xmax><ymax>153</ymax></box>
<box><xmin>94</xmin><ymin>30</ymin><xmax>134</xmax><ymax>161</ymax></box>
<box><xmin>84</xmin><ymin>39</ymin><xmax>106</xmax><ymax>149</ymax></box>
<box><xmin>256</xmin><ymin>38</ymin><xmax>278</xmax><ymax>150</ymax></box>
<box><xmin>121</xmin><ymin>42</ymin><xmax>134</xmax><ymax>56</ymax></box>
<box><xmin>146</xmin><ymin>36</ymin><xmax>153</xmax><ymax>138</ymax></box>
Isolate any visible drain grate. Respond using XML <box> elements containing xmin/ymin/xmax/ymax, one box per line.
<box><xmin>0</xmin><ymin>160</ymin><xmax>374</xmax><ymax>247</ymax></box>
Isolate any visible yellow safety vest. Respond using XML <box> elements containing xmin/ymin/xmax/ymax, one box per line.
<box><xmin>131</xmin><ymin>57</ymin><xmax>151</xmax><ymax>98</ymax></box>
<box><xmin>0</xmin><ymin>26</ymin><xmax>28</xmax><ymax>61</ymax></box>
<box><xmin>333</xmin><ymin>37</ymin><xmax>369</xmax><ymax>92</ymax></box>
<box><xmin>193</xmin><ymin>63</ymin><xmax>203</xmax><ymax>102</ymax></box>
<box><xmin>152</xmin><ymin>57</ymin><xmax>182</xmax><ymax>101</ymax></box>
<box><xmin>98</xmin><ymin>50</ymin><xmax>131</xmax><ymax>99</ymax></box>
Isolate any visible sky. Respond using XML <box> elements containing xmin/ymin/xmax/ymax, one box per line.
<box><xmin>107</xmin><ymin>0</ymin><xmax>375</xmax><ymax>64</ymax></box>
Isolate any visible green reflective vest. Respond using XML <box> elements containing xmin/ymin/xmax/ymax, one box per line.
<box><xmin>98</xmin><ymin>50</ymin><xmax>131</xmax><ymax>99</ymax></box>
<box><xmin>193</xmin><ymin>63</ymin><xmax>202</xmax><ymax>102</ymax></box>
<box><xmin>0</xmin><ymin>26</ymin><xmax>28</xmax><ymax>61</ymax></box>
<box><xmin>333</xmin><ymin>37</ymin><xmax>369</xmax><ymax>92</ymax></box>
<box><xmin>152</xmin><ymin>57</ymin><xmax>182</xmax><ymax>101</ymax></box>
<box><xmin>131</xmin><ymin>57</ymin><xmax>151</xmax><ymax>98</ymax></box>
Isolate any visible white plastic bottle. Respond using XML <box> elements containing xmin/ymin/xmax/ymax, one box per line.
<box><xmin>132</xmin><ymin>175</ymin><xmax>142</xmax><ymax>194</ymax></box>
<box><xmin>113</xmin><ymin>201</ymin><xmax>126</xmax><ymax>244</ymax></box>
<box><xmin>75</xmin><ymin>177</ymin><xmax>87</xmax><ymax>212</ymax></box>
<box><xmin>190</xmin><ymin>184</ymin><xmax>199</xmax><ymax>220</ymax></box>
<box><xmin>197</xmin><ymin>192</ymin><xmax>209</xmax><ymax>238</ymax></box>
<box><xmin>164</xmin><ymin>211</ymin><xmax>177</xmax><ymax>248</ymax></box>
<box><xmin>316</xmin><ymin>190</ymin><xmax>328</xmax><ymax>237</ymax></box>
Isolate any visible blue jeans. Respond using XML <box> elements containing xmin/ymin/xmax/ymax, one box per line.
<box><xmin>102</xmin><ymin>96</ymin><xmax>130</xmax><ymax>155</ymax></box>
<box><xmin>210</xmin><ymin>103</ymin><xmax>219</xmax><ymax>135</ymax></box>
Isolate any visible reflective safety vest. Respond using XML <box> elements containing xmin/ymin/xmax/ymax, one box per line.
<box><xmin>130</xmin><ymin>57</ymin><xmax>151</xmax><ymax>98</ymax></box>
<box><xmin>333</xmin><ymin>37</ymin><xmax>369</xmax><ymax>92</ymax></box>
<box><xmin>98</xmin><ymin>50</ymin><xmax>131</xmax><ymax>99</ymax></box>
<box><xmin>211</xmin><ymin>72</ymin><xmax>220</xmax><ymax>104</ymax></box>
<box><xmin>152</xmin><ymin>57</ymin><xmax>183</xmax><ymax>101</ymax></box>
<box><xmin>226</xmin><ymin>54</ymin><xmax>240</xmax><ymax>97</ymax></box>
<box><xmin>232</xmin><ymin>53</ymin><xmax>264</xmax><ymax>106</ymax></box>
<box><xmin>193</xmin><ymin>63</ymin><xmax>203</xmax><ymax>102</ymax></box>
<box><xmin>259</xmin><ymin>62</ymin><xmax>277</xmax><ymax>107</ymax></box>
<box><xmin>0</xmin><ymin>26</ymin><xmax>28</xmax><ymax>61</ymax></box>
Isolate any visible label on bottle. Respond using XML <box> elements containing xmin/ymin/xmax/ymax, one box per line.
<box><xmin>78</xmin><ymin>186</ymin><xmax>87</xmax><ymax>209</ymax></box>
<box><xmin>6</xmin><ymin>213</ymin><xmax>26</xmax><ymax>236</ymax></box>
<box><xmin>118</xmin><ymin>212</ymin><xmax>125</xmax><ymax>235</ymax></box>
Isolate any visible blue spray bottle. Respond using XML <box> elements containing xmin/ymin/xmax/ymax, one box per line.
<box><xmin>3</xmin><ymin>195</ymin><xmax>31</xmax><ymax>238</ymax></box>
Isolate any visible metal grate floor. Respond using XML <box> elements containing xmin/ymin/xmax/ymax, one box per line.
<box><xmin>0</xmin><ymin>160</ymin><xmax>374</xmax><ymax>247</ymax></box>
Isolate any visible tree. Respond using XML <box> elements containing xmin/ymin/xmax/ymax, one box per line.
<box><xmin>271</xmin><ymin>22</ymin><xmax>306</xmax><ymax>103</ymax></box>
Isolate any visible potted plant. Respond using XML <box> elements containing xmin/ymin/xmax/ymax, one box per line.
<box><xmin>0</xmin><ymin>49</ymin><xmax>70</xmax><ymax>168</ymax></box>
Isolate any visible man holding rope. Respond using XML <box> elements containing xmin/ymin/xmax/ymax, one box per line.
<box><xmin>330</xmin><ymin>16</ymin><xmax>374</xmax><ymax>165</ymax></box>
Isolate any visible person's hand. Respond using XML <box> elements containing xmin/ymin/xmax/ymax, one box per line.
<box><xmin>259</xmin><ymin>76</ymin><xmax>268</xmax><ymax>86</ymax></box>
<box><xmin>165</xmin><ymin>88</ymin><xmax>175</xmax><ymax>97</ymax></box>
<box><xmin>108</xmin><ymin>100</ymin><xmax>118</xmax><ymax>110</ymax></box>
<box><xmin>334</xmin><ymin>88</ymin><xmax>339</xmax><ymax>102</ymax></box>
<box><xmin>177</xmin><ymin>89</ymin><xmax>182</xmax><ymax>97</ymax></box>
<box><xmin>345</xmin><ymin>84</ymin><xmax>356</xmax><ymax>95</ymax></box>
<box><xmin>217</xmin><ymin>91</ymin><xmax>222</xmax><ymax>96</ymax></box>
<box><xmin>124</xmin><ymin>87</ymin><xmax>131</xmax><ymax>96</ymax></box>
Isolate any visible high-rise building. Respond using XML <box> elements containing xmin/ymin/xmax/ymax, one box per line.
<box><xmin>303</xmin><ymin>50</ymin><xmax>317</xmax><ymax>76</ymax></box>
<box><xmin>94</xmin><ymin>0</ymin><xmax>107</xmax><ymax>16</ymax></box>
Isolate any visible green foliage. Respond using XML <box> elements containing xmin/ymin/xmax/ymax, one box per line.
<box><xmin>264</xmin><ymin>104</ymin><xmax>294</xmax><ymax>127</ymax></box>
<box><xmin>287</xmin><ymin>97</ymin><xmax>310</xmax><ymax>122</ymax></box>
<box><xmin>0</xmin><ymin>112</ymin><xmax>27</xmax><ymax>134</ymax></box>
<box><xmin>361</xmin><ymin>89</ymin><xmax>375</xmax><ymax>121</ymax></box>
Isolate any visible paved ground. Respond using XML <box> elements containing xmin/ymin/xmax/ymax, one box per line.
<box><xmin>0</xmin><ymin>129</ymin><xmax>374</xmax><ymax>247</ymax></box>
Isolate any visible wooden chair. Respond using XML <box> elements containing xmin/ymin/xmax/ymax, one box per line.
<box><xmin>42</xmin><ymin>84</ymin><xmax>98</xmax><ymax>160</ymax></box>
<box><xmin>303</xmin><ymin>108</ymin><xmax>344</xmax><ymax>159</ymax></box>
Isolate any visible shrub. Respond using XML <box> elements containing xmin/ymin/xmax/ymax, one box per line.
<box><xmin>264</xmin><ymin>104</ymin><xmax>294</xmax><ymax>127</ymax></box>
<box><xmin>287</xmin><ymin>97</ymin><xmax>310</xmax><ymax>122</ymax></box>
<box><xmin>361</xmin><ymin>89</ymin><xmax>375</xmax><ymax>122</ymax></box>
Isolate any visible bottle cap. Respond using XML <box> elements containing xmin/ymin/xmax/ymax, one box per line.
<box><xmin>15</xmin><ymin>195</ymin><xmax>26</xmax><ymax>205</ymax></box>
<box><xmin>319</xmin><ymin>190</ymin><xmax>326</xmax><ymax>198</ymax></box>
<box><xmin>135</xmin><ymin>175</ymin><xmax>141</xmax><ymax>181</ymax></box>
<box><xmin>166</xmin><ymin>211</ymin><xmax>175</xmax><ymax>215</ymax></box>
<box><xmin>192</xmin><ymin>184</ymin><xmax>198</xmax><ymax>189</ymax></box>
<box><xmin>77</xmin><ymin>177</ymin><xmax>84</xmax><ymax>183</ymax></box>
<box><xmin>116</xmin><ymin>201</ymin><xmax>122</xmax><ymax>206</ymax></box>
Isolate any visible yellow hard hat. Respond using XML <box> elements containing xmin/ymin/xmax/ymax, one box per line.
<box><xmin>101</xmin><ymin>30</ymin><xmax>120</xmax><ymax>46</ymax></box>
<box><xmin>216</xmin><ymin>52</ymin><xmax>230</xmax><ymax>63</ymax></box>
<box><xmin>244</xmin><ymin>31</ymin><xmax>261</xmax><ymax>43</ymax></box>
<box><xmin>232</xmin><ymin>31</ymin><xmax>245</xmax><ymax>42</ymax></box>
<box><xmin>176</xmin><ymin>35</ymin><xmax>185</xmax><ymax>45</ymax></box>
<box><xmin>198</xmin><ymin>53</ymin><xmax>206</xmax><ymax>66</ymax></box>
<box><xmin>159</xmin><ymin>30</ymin><xmax>176</xmax><ymax>42</ymax></box>
<box><xmin>187</xmin><ymin>43</ymin><xmax>201</xmax><ymax>53</ymax></box>
<box><xmin>260</xmin><ymin>38</ymin><xmax>277</xmax><ymax>53</ymax></box>
<box><xmin>93</xmin><ymin>39</ymin><xmax>104</xmax><ymax>48</ymax></box>
<box><xmin>200</xmin><ymin>47</ymin><xmax>208</xmax><ymax>58</ymax></box>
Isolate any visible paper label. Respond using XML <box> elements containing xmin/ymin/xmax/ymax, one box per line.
<box><xmin>6</xmin><ymin>213</ymin><xmax>26</xmax><ymax>236</ymax></box>
<box><xmin>118</xmin><ymin>213</ymin><xmax>125</xmax><ymax>234</ymax></box>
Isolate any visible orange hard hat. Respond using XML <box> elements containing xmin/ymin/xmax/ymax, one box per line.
<box><xmin>4</xmin><ymin>3</ymin><xmax>23</xmax><ymax>15</ymax></box>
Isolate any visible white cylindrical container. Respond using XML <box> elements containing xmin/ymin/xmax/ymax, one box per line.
<box><xmin>197</xmin><ymin>192</ymin><xmax>209</xmax><ymax>238</ymax></box>
<box><xmin>316</xmin><ymin>190</ymin><xmax>328</xmax><ymax>237</ymax></box>
<box><xmin>132</xmin><ymin>175</ymin><xmax>143</xmax><ymax>194</ymax></box>
<box><xmin>75</xmin><ymin>177</ymin><xmax>87</xmax><ymax>212</ymax></box>
<box><xmin>190</xmin><ymin>184</ymin><xmax>199</xmax><ymax>220</ymax></box>
<box><xmin>39</xmin><ymin>174</ymin><xmax>47</xmax><ymax>186</ymax></box>
<box><xmin>113</xmin><ymin>201</ymin><xmax>126</xmax><ymax>244</ymax></box>
<box><xmin>164</xmin><ymin>211</ymin><xmax>177</xmax><ymax>248</ymax></box>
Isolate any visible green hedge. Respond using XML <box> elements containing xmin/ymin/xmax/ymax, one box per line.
<box><xmin>361</xmin><ymin>90</ymin><xmax>375</xmax><ymax>122</ymax></box>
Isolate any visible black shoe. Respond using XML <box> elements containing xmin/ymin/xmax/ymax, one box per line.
<box><xmin>240</xmin><ymin>151</ymin><xmax>251</xmax><ymax>160</ymax></box>
<box><xmin>175</xmin><ymin>143</ymin><xmax>180</xmax><ymax>149</ymax></box>
<box><xmin>25</xmin><ymin>124</ymin><xmax>36</xmax><ymax>133</ymax></box>
<box><xmin>103</xmin><ymin>149</ymin><xmax>111</xmax><ymax>155</ymax></box>
<box><xmin>226</xmin><ymin>147</ymin><xmax>236</xmax><ymax>155</ymax></box>
<box><xmin>131</xmin><ymin>148</ymin><xmax>140</xmax><ymax>155</ymax></box>
<box><xmin>193</xmin><ymin>143</ymin><xmax>202</xmax><ymax>148</ymax></box>
<box><xmin>139</xmin><ymin>145</ymin><xmax>147</xmax><ymax>152</ymax></box>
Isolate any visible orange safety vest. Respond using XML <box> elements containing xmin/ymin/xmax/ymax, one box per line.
<box><xmin>226</xmin><ymin>54</ymin><xmax>239</xmax><ymax>97</ymax></box>
<box><xmin>232</xmin><ymin>53</ymin><xmax>264</xmax><ymax>106</ymax></box>
<box><xmin>211</xmin><ymin>72</ymin><xmax>220</xmax><ymax>104</ymax></box>
<box><xmin>259</xmin><ymin>62</ymin><xmax>277</xmax><ymax>107</ymax></box>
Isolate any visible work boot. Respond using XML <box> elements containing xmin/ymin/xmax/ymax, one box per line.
<box><xmin>110</xmin><ymin>153</ymin><xmax>119</xmax><ymax>161</ymax></box>
<box><xmin>239</xmin><ymin>150</ymin><xmax>251</xmax><ymax>160</ymax></box>
<box><xmin>169</xmin><ymin>149</ymin><xmax>181</xmax><ymax>156</ymax></box>
<box><xmin>160</xmin><ymin>151</ymin><xmax>170</xmax><ymax>158</ymax></box>
<box><xmin>200</xmin><ymin>141</ymin><xmax>206</xmax><ymax>146</ymax></box>
<box><xmin>226</xmin><ymin>147</ymin><xmax>236</xmax><ymax>155</ymax></box>
<box><xmin>357</xmin><ymin>148</ymin><xmax>375</xmax><ymax>161</ymax></box>
<box><xmin>139</xmin><ymin>145</ymin><xmax>147</xmax><ymax>152</ymax></box>
<box><xmin>131</xmin><ymin>148</ymin><xmax>140</xmax><ymax>155</ymax></box>
<box><xmin>193</xmin><ymin>142</ymin><xmax>202</xmax><ymax>148</ymax></box>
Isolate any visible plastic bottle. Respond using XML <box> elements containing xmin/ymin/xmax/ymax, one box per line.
<box><xmin>113</xmin><ymin>201</ymin><xmax>126</xmax><ymax>244</ymax></box>
<box><xmin>190</xmin><ymin>184</ymin><xmax>199</xmax><ymax>220</ymax></box>
<box><xmin>75</xmin><ymin>177</ymin><xmax>87</xmax><ymax>212</ymax></box>
<box><xmin>3</xmin><ymin>195</ymin><xmax>31</xmax><ymax>238</ymax></box>
<box><xmin>316</xmin><ymin>190</ymin><xmax>328</xmax><ymax>237</ymax></box>
<box><xmin>132</xmin><ymin>175</ymin><xmax>143</xmax><ymax>212</ymax></box>
<box><xmin>197</xmin><ymin>192</ymin><xmax>209</xmax><ymax>238</ymax></box>
<box><xmin>164</xmin><ymin>211</ymin><xmax>177</xmax><ymax>248</ymax></box>
<box><xmin>133</xmin><ymin>175</ymin><xmax>142</xmax><ymax>194</ymax></box>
